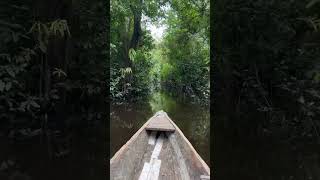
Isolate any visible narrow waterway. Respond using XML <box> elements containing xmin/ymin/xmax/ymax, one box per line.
<box><xmin>110</xmin><ymin>91</ymin><xmax>210</xmax><ymax>165</ymax></box>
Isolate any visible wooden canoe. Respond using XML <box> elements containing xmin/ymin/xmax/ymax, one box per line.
<box><xmin>110</xmin><ymin>110</ymin><xmax>210</xmax><ymax>180</ymax></box>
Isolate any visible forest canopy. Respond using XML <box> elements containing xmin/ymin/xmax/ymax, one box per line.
<box><xmin>110</xmin><ymin>0</ymin><xmax>210</xmax><ymax>103</ymax></box>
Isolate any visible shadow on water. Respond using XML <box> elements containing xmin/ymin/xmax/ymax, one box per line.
<box><xmin>110</xmin><ymin>91</ymin><xmax>210</xmax><ymax>165</ymax></box>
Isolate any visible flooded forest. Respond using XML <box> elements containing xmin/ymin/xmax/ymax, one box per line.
<box><xmin>110</xmin><ymin>0</ymin><xmax>210</xmax><ymax>167</ymax></box>
<box><xmin>0</xmin><ymin>0</ymin><xmax>320</xmax><ymax>179</ymax></box>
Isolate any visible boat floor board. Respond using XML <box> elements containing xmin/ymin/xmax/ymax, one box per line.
<box><xmin>138</xmin><ymin>159</ymin><xmax>161</xmax><ymax>180</ymax></box>
<box><xmin>132</xmin><ymin>142</ymin><xmax>154</xmax><ymax>178</ymax></box>
<box><xmin>110</xmin><ymin>111</ymin><xmax>210</xmax><ymax>180</ymax></box>
<box><xmin>139</xmin><ymin>133</ymin><xmax>164</xmax><ymax>180</ymax></box>
<box><xmin>168</xmin><ymin>133</ymin><xmax>190</xmax><ymax>180</ymax></box>
<box><xmin>145</xmin><ymin>113</ymin><xmax>175</xmax><ymax>132</ymax></box>
<box><xmin>158</xmin><ymin>135</ymin><xmax>184</xmax><ymax>180</ymax></box>
<box><xmin>148</xmin><ymin>131</ymin><xmax>157</xmax><ymax>145</ymax></box>
<box><xmin>132</xmin><ymin>133</ymin><xmax>183</xmax><ymax>180</ymax></box>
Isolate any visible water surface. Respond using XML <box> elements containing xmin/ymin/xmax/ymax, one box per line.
<box><xmin>110</xmin><ymin>91</ymin><xmax>210</xmax><ymax>165</ymax></box>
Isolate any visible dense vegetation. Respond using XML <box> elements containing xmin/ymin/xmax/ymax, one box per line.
<box><xmin>213</xmin><ymin>1</ymin><xmax>320</xmax><ymax>179</ymax></box>
<box><xmin>214</xmin><ymin>0</ymin><xmax>320</xmax><ymax>141</ymax></box>
<box><xmin>110</xmin><ymin>0</ymin><xmax>209</xmax><ymax>103</ymax></box>
<box><xmin>0</xmin><ymin>0</ymin><xmax>107</xmax><ymax>179</ymax></box>
<box><xmin>1</xmin><ymin>0</ymin><xmax>210</xmax><ymax>178</ymax></box>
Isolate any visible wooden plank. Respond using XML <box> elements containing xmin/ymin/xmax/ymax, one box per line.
<box><xmin>110</xmin><ymin>112</ymin><xmax>158</xmax><ymax>163</ymax></box>
<box><xmin>139</xmin><ymin>163</ymin><xmax>151</xmax><ymax>180</ymax></box>
<box><xmin>146</xmin><ymin>111</ymin><xmax>175</xmax><ymax>132</ymax></box>
<box><xmin>138</xmin><ymin>159</ymin><xmax>161</xmax><ymax>180</ymax></box>
<box><xmin>110</xmin><ymin>131</ymin><xmax>150</xmax><ymax>179</ymax></box>
<box><xmin>139</xmin><ymin>133</ymin><xmax>164</xmax><ymax>180</ymax></box>
<box><xmin>151</xmin><ymin>133</ymin><xmax>164</xmax><ymax>159</ymax></box>
<box><xmin>157</xmin><ymin>139</ymin><xmax>184</xmax><ymax>180</ymax></box>
<box><xmin>148</xmin><ymin>131</ymin><xmax>157</xmax><ymax>145</ymax></box>
<box><xmin>148</xmin><ymin>159</ymin><xmax>161</xmax><ymax>180</ymax></box>
<box><xmin>168</xmin><ymin>133</ymin><xmax>191</xmax><ymax>180</ymax></box>
<box><xmin>111</xmin><ymin>110</ymin><xmax>210</xmax><ymax>179</ymax></box>
<box><xmin>163</xmin><ymin>112</ymin><xmax>210</xmax><ymax>176</ymax></box>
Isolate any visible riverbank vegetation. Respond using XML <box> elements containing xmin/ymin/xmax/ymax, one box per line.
<box><xmin>214</xmin><ymin>0</ymin><xmax>320</xmax><ymax>141</ymax></box>
<box><xmin>0</xmin><ymin>1</ymin><xmax>107</xmax><ymax>179</ymax></box>
<box><xmin>213</xmin><ymin>1</ymin><xmax>320</xmax><ymax>178</ymax></box>
<box><xmin>110</xmin><ymin>0</ymin><xmax>210</xmax><ymax>104</ymax></box>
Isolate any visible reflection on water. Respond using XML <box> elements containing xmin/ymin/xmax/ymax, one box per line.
<box><xmin>149</xmin><ymin>92</ymin><xmax>177</xmax><ymax>113</ymax></box>
<box><xmin>110</xmin><ymin>91</ymin><xmax>210</xmax><ymax>165</ymax></box>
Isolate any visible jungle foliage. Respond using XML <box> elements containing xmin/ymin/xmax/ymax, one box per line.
<box><xmin>0</xmin><ymin>0</ymin><xmax>107</xmax><ymax>179</ymax></box>
<box><xmin>214</xmin><ymin>0</ymin><xmax>320</xmax><ymax>141</ymax></box>
<box><xmin>110</xmin><ymin>0</ymin><xmax>210</xmax><ymax>103</ymax></box>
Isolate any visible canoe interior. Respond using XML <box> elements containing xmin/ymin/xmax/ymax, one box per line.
<box><xmin>110</xmin><ymin>111</ymin><xmax>210</xmax><ymax>180</ymax></box>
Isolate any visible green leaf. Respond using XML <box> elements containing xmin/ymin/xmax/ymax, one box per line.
<box><xmin>52</xmin><ymin>68</ymin><xmax>67</xmax><ymax>77</ymax></box>
<box><xmin>129</xmin><ymin>48</ymin><xmax>136</xmax><ymax>61</ymax></box>
<box><xmin>59</xmin><ymin>26</ymin><xmax>64</xmax><ymax>37</ymax></box>
<box><xmin>28</xmin><ymin>23</ymin><xmax>36</xmax><ymax>34</ymax></box>
<box><xmin>41</xmin><ymin>23</ymin><xmax>49</xmax><ymax>36</ymax></box>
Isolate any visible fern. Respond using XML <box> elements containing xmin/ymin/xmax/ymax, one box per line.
<box><xmin>129</xmin><ymin>48</ymin><xmax>136</xmax><ymax>61</ymax></box>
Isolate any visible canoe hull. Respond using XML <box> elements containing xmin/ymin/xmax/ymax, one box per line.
<box><xmin>110</xmin><ymin>111</ymin><xmax>210</xmax><ymax>180</ymax></box>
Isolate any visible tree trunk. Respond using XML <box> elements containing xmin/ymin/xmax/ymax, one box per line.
<box><xmin>130</xmin><ymin>12</ymin><xmax>142</xmax><ymax>50</ymax></box>
<box><xmin>125</xmin><ymin>0</ymin><xmax>142</xmax><ymax>67</ymax></box>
